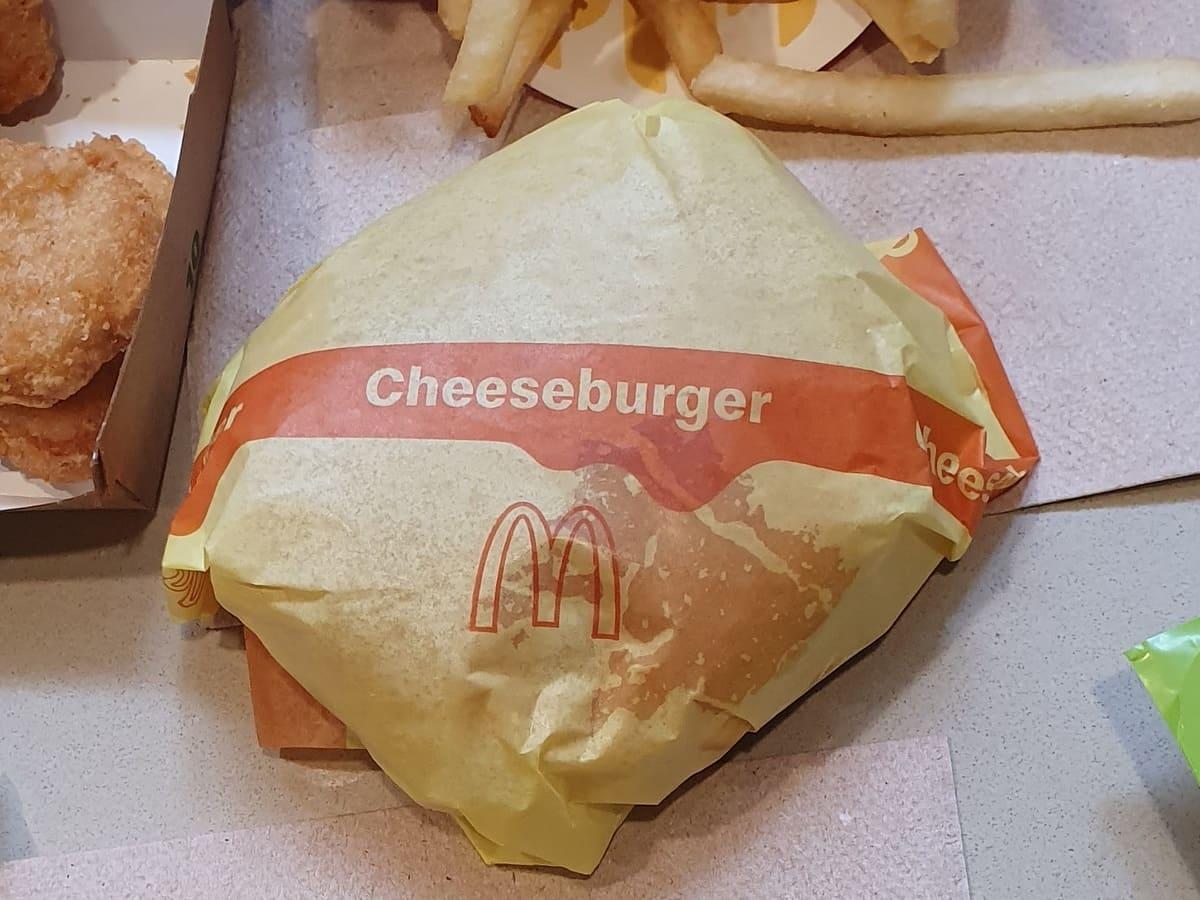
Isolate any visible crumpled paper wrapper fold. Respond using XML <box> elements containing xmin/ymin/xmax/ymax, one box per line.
<box><xmin>162</xmin><ymin>99</ymin><xmax>1035</xmax><ymax>872</ymax></box>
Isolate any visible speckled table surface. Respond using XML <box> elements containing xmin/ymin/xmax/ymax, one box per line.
<box><xmin>2</xmin><ymin>2</ymin><xmax>1200</xmax><ymax>897</ymax></box>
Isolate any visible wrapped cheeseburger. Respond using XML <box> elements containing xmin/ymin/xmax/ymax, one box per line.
<box><xmin>163</xmin><ymin>100</ymin><xmax>1037</xmax><ymax>873</ymax></box>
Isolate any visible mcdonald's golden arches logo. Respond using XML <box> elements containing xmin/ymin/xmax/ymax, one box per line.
<box><xmin>470</xmin><ymin>502</ymin><xmax>622</xmax><ymax>640</ymax></box>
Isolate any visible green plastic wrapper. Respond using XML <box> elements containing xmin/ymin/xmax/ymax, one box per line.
<box><xmin>1125</xmin><ymin>617</ymin><xmax>1200</xmax><ymax>782</ymax></box>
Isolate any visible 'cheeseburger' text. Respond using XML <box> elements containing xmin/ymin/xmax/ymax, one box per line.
<box><xmin>365</xmin><ymin>366</ymin><xmax>773</xmax><ymax>433</ymax></box>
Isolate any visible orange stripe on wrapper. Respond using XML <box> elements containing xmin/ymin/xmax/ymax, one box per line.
<box><xmin>879</xmin><ymin>229</ymin><xmax>1039</xmax><ymax>479</ymax></box>
<box><xmin>171</xmin><ymin>341</ymin><xmax>1010</xmax><ymax>539</ymax></box>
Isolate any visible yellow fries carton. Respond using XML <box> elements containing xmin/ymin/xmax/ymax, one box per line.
<box><xmin>163</xmin><ymin>100</ymin><xmax>1036</xmax><ymax>873</ymax></box>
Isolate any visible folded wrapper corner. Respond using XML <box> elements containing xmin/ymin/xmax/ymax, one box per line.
<box><xmin>163</xmin><ymin>100</ymin><xmax>1037</xmax><ymax>874</ymax></box>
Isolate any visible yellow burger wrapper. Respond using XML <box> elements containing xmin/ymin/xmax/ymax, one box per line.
<box><xmin>163</xmin><ymin>100</ymin><xmax>1037</xmax><ymax>873</ymax></box>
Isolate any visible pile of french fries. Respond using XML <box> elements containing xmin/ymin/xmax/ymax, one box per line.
<box><xmin>439</xmin><ymin>0</ymin><xmax>1200</xmax><ymax>138</ymax></box>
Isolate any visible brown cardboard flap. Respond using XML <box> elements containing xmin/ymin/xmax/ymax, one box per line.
<box><xmin>96</xmin><ymin>0</ymin><xmax>235</xmax><ymax>509</ymax></box>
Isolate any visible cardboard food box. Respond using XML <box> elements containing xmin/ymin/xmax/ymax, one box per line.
<box><xmin>0</xmin><ymin>0</ymin><xmax>234</xmax><ymax>511</ymax></box>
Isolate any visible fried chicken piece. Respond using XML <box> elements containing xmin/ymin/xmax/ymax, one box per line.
<box><xmin>77</xmin><ymin>135</ymin><xmax>175</xmax><ymax>219</ymax></box>
<box><xmin>0</xmin><ymin>0</ymin><xmax>57</xmax><ymax>116</ymax></box>
<box><xmin>0</xmin><ymin>357</ymin><xmax>119</xmax><ymax>484</ymax></box>
<box><xmin>0</xmin><ymin>138</ymin><xmax>162</xmax><ymax>408</ymax></box>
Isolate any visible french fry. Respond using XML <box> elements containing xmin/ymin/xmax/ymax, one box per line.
<box><xmin>631</xmin><ymin>0</ymin><xmax>722</xmax><ymax>87</ymax></box>
<box><xmin>439</xmin><ymin>0</ymin><xmax>473</xmax><ymax>40</ymax></box>
<box><xmin>691</xmin><ymin>55</ymin><xmax>1200</xmax><ymax>136</ymax></box>
<box><xmin>852</xmin><ymin>0</ymin><xmax>939</xmax><ymax>64</ymax></box>
<box><xmin>470</xmin><ymin>0</ymin><xmax>577</xmax><ymax>138</ymax></box>
<box><xmin>444</xmin><ymin>0</ymin><xmax>532</xmax><ymax>106</ymax></box>
<box><xmin>905</xmin><ymin>0</ymin><xmax>958</xmax><ymax>51</ymax></box>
